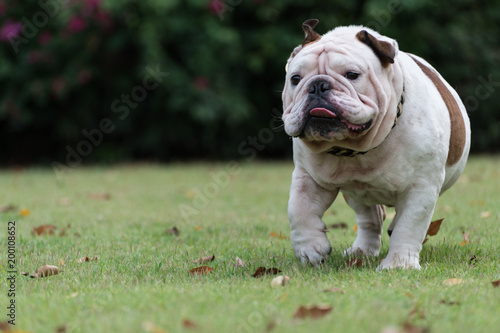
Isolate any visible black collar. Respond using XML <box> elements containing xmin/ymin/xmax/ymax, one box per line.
<box><xmin>326</xmin><ymin>85</ymin><xmax>405</xmax><ymax>157</ymax></box>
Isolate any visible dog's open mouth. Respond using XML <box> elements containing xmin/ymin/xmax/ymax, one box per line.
<box><xmin>308</xmin><ymin>107</ymin><xmax>372</xmax><ymax>133</ymax></box>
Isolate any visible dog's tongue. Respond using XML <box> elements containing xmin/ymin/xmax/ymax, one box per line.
<box><xmin>310</xmin><ymin>108</ymin><xmax>337</xmax><ymax>118</ymax></box>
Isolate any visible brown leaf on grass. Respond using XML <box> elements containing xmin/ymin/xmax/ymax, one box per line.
<box><xmin>31</xmin><ymin>224</ymin><xmax>57</xmax><ymax>236</ymax></box>
<box><xmin>345</xmin><ymin>258</ymin><xmax>363</xmax><ymax>267</ymax></box>
<box><xmin>165</xmin><ymin>227</ymin><xmax>180</xmax><ymax>236</ymax></box>
<box><xmin>443</xmin><ymin>278</ymin><xmax>463</xmax><ymax>286</ymax></box>
<box><xmin>401</xmin><ymin>321</ymin><xmax>429</xmax><ymax>333</ymax></box>
<box><xmin>58</xmin><ymin>224</ymin><xmax>71</xmax><ymax>237</ymax></box>
<box><xmin>408</xmin><ymin>306</ymin><xmax>426</xmax><ymax>321</ymax></box>
<box><xmin>269</xmin><ymin>232</ymin><xmax>287</xmax><ymax>239</ymax></box>
<box><xmin>480</xmin><ymin>211</ymin><xmax>491</xmax><ymax>219</ymax></box>
<box><xmin>460</xmin><ymin>231</ymin><xmax>471</xmax><ymax>246</ymax></box>
<box><xmin>189</xmin><ymin>266</ymin><xmax>214</xmax><ymax>276</ymax></box>
<box><xmin>422</xmin><ymin>218</ymin><xmax>444</xmax><ymax>244</ymax></box>
<box><xmin>252</xmin><ymin>267</ymin><xmax>281</xmax><ymax>278</ymax></box>
<box><xmin>293</xmin><ymin>305</ymin><xmax>332</xmax><ymax>319</ymax></box>
<box><xmin>353</xmin><ymin>225</ymin><xmax>358</xmax><ymax>234</ymax></box>
<box><xmin>328</xmin><ymin>222</ymin><xmax>348</xmax><ymax>229</ymax></box>
<box><xmin>77</xmin><ymin>256</ymin><xmax>98</xmax><ymax>263</ymax></box>
<box><xmin>30</xmin><ymin>265</ymin><xmax>59</xmax><ymax>278</ymax></box>
<box><xmin>0</xmin><ymin>204</ymin><xmax>16</xmax><ymax>213</ymax></box>
<box><xmin>271</xmin><ymin>275</ymin><xmax>291</xmax><ymax>288</ymax></box>
<box><xmin>55</xmin><ymin>324</ymin><xmax>67</xmax><ymax>333</ymax></box>
<box><xmin>182</xmin><ymin>319</ymin><xmax>198</xmax><ymax>329</ymax></box>
<box><xmin>21</xmin><ymin>272</ymin><xmax>29</xmax><ymax>276</ymax></box>
<box><xmin>323</xmin><ymin>287</ymin><xmax>344</xmax><ymax>294</ymax></box>
<box><xmin>193</xmin><ymin>255</ymin><xmax>215</xmax><ymax>264</ymax></box>
<box><xmin>439</xmin><ymin>300</ymin><xmax>461</xmax><ymax>306</ymax></box>
<box><xmin>20</xmin><ymin>208</ymin><xmax>31</xmax><ymax>216</ymax></box>
<box><xmin>469</xmin><ymin>254</ymin><xmax>477</xmax><ymax>266</ymax></box>
<box><xmin>234</xmin><ymin>256</ymin><xmax>245</xmax><ymax>267</ymax></box>
<box><xmin>87</xmin><ymin>192</ymin><xmax>111</xmax><ymax>201</ymax></box>
<box><xmin>492</xmin><ymin>280</ymin><xmax>500</xmax><ymax>287</ymax></box>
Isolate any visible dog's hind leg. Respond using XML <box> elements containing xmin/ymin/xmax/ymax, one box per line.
<box><xmin>343</xmin><ymin>194</ymin><xmax>386</xmax><ymax>256</ymax></box>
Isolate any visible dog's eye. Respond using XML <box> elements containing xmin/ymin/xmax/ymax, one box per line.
<box><xmin>291</xmin><ymin>75</ymin><xmax>301</xmax><ymax>85</ymax></box>
<box><xmin>345</xmin><ymin>72</ymin><xmax>359</xmax><ymax>80</ymax></box>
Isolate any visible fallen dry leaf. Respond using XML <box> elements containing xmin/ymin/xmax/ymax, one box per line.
<box><xmin>323</xmin><ymin>287</ymin><xmax>344</xmax><ymax>294</ymax></box>
<box><xmin>353</xmin><ymin>225</ymin><xmax>358</xmax><ymax>234</ymax></box>
<box><xmin>404</xmin><ymin>292</ymin><xmax>414</xmax><ymax>299</ymax></box>
<box><xmin>492</xmin><ymin>280</ymin><xmax>500</xmax><ymax>287</ymax></box>
<box><xmin>87</xmin><ymin>192</ymin><xmax>111</xmax><ymax>201</ymax></box>
<box><xmin>142</xmin><ymin>321</ymin><xmax>168</xmax><ymax>333</ymax></box>
<box><xmin>21</xmin><ymin>272</ymin><xmax>29</xmax><ymax>276</ymax></box>
<box><xmin>439</xmin><ymin>300</ymin><xmax>461</xmax><ymax>306</ymax></box>
<box><xmin>269</xmin><ymin>232</ymin><xmax>287</xmax><ymax>240</ymax></box>
<box><xmin>480</xmin><ymin>211</ymin><xmax>491</xmax><ymax>219</ymax></box>
<box><xmin>77</xmin><ymin>256</ymin><xmax>98</xmax><ymax>263</ymax></box>
<box><xmin>165</xmin><ymin>227</ymin><xmax>180</xmax><ymax>236</ymax></box>
<box><xmin>189</xmin><ymin>266</ymin><xmax>214</xmax><ymax>276</ymax></box>
<box><xmin>293</xmin><ymin>305</ymin><xmax>332</xmax><ymax>319</ymax></box>
<box><xmin>182</xmin><ymin>319</ymin><xmax>198</xmax><ymax>329</ymax></box>
<box><xmin>55</xmin><ymin>324</ymin><xmax>67</xmax><ymax>333</ymax></box>
<box><xmin>234</xmin><ymin>256</ymin><xmax>244</xmax><ymax>267</ymax></box>
<box><xmin>194</xmin><ymin>225</ymin><xmax>203</xmax><ymax>231</ymax></box>
<box><xmin>0</xmin><ymin>204</ymin><xmax>16</xmax><ymax>213</ymax></box>
<box><xmin>252</xmin><ymin>267</ymin><xmax>281</xmax><ymax>278</ymax></box>
<box><xmin>423</xmin><ymin>218</ymin><xmax>444</xmax><ymax>244</ymax></box>
<box><xmin>59</xmin><ymin>259</ymin><xmax>65</xmax><ymax>267</ymax></box>
<box><xmin>460</xmin><ymin>232</ymin><xmax>471</xmax><ymax>246</ymax></box>
<box><xmin>58</xmin><ymin>224</ymin><xmax>71</xmax><ymax>237</ymax></box>
<box><xmin>193</xmin><ymin>255</ymin><xmax>215</xmax><ymax>264</ymax></box>
<box><xmin>329</xmin><ymin>222</ymin><xmax>347</xmax><ymax>229</ymax></box>
<box><xmin>30</xmin><ymin>265</ymin><xmax>59</xmax><ymax>278</ymax></box>
<box><xmin>58</xmin><ymin>198</ymin><xmax>72</xmax><ymax>206</ymax></box>
<box><xmin>443</xmin><ymin>278</ymin><xmax>463</xmax><ymax>286</ymax></box>
<box><xmin>185</xmin><ymin>190</ymin><xmax>196</xmax><ymax>199</ymax></box>
<box><xmin>345</xmin><ymin>258</ymin><xmax>363</xmax><ymax>267</ymax></box>
<box><xmin>469</xmin><ymin>254</ymin><xmax>477</xmax><ymax>266</ymax></box>
<box><xmin>31</xmin><ymin>224</ymin><xmax>57</xmax><ymax>236</ymax></box>
<box><xmin>271</xmin><ymin>275</ymin><xmax>290</xmax><ymax>288</ymax></box>
<box><xmin>20</xmin><ymin>208</ymin><xmax>31</xmax><ymax>216</ymax></box>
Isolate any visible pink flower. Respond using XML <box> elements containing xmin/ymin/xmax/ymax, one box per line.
<box><xmin>194</xmin><ymin>76</ymin><xmax>210</xmax><ymax>91</ymax></box>
<box><xmin>0</xmin><ymin>1</ymin><xmax>6</xmax><ymax>16</ymax></box>
<box><xmin>208</xmin><ymin>0</ymin><xmax>226</xmax><ymax>17</ymax></box>
<box><xmin>51</xmin><ymin>77</ymin><xmax>66</xmax><ymax>97</ymax></box>
<box><xmin>85</xmin><ymin>0</ymin><xmax>102</xmax><ymax>11</ymax></box>
<box><xmin>67</xmin><ymin>16</ymin><xmax>87</xmax><ymax>33</ymax></box>
<box><xmin>38</xmin><ymin>31</ymin><xmax>52</xmax><ymax>46</ymax></box>
<box><xmin>0</xmin><ymin>20</ymin><xmax>23</xmax><ymax>42</ymax></box>
<box><xmin>28</xmin><ymin>50</ymin><xmax>41</xmax><ymax>64</ymax></box>
<box><xmin>77</xmin><ymin>69</ymin><xmax>92</xmax><ymax>84</ymax></box>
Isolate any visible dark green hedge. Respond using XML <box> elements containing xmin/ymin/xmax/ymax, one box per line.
<box><xmin>1</xmin><ymin>0</ymin><xmax>499</xmax><ymax>165</ymax></box>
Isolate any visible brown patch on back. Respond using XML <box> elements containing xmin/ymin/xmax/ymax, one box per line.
<box><xmin>409</xmin><ymin>55</ymin><xmax>466</xmax><ymax>166</ymax></box>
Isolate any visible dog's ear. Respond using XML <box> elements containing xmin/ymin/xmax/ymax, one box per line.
<box><xmin>302</xmin><ymin>19</ymin><xmax>321</xmax><ymax>47</ymax></box>
<box><xmin>356</xmin><ymin>30</ymin><xmax>396</xmax><ymax>67</ymax></box>
<box><xmin>285</xmin><ymin>19</ymin><xmax>321</xmax><ymax>72</ymax></box>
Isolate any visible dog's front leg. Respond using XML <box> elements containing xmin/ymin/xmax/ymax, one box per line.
<box><xmin>378</xmin><ymin>187</ymin><xmax>439</xmax><ymax>270</ymax></box>
<box><xmin>288</xmin><ymin>168</ymin><xmax>338</xmax><ymax>266</ymax></box>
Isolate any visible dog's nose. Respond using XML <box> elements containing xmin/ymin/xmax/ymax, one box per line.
<box><xmin>308</xmin><ymin>81</ymin><xmax>332</xmax><ymax>98</ymax></box>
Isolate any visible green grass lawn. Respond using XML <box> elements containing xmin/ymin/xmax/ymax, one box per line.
<box><xmin>1</xmin><ymin>157</ymin><xmax>499</xmax><ymax>333</ymax></box>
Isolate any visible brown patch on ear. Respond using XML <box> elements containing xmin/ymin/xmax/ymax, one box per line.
<box><xmin>356</xmin><ymin>30</ymin><xmax>395</xmax><ymax>67</ymax></box>
<box><xmin>301</xmin><ymin>19</ymin><xmax>321</xmax><ymax>47</ymax></box>
<box><xmin>409</xmin><ymin>55</ymin><xmax>466</xmax><ymax>166</ymax></box>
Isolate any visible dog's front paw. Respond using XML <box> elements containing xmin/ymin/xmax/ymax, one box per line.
<box><xmin>377</xmin><ymin>253</ymin><xmax>421</xmax><ymax>270</ymax></box>
<box><xmin>291</xmin><ymin>230</ymin><xmax>332</xmax><ymax>267</ymax></box>
<box><xmin>343</xmin><ymin>238</ymin><xmax>381</xmax><ymax>257</ymax></box>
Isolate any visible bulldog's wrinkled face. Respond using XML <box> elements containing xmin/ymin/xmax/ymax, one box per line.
<box><xmin>282</xmin><ymin>24</ymin><xmax>398</xmax><ymax>150</ymax></box>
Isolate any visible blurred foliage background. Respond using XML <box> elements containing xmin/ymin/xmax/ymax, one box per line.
<box><xmin>1</xmin><ymin>0</ymin><xmax>499</xmax><ymax>166</ymax></box>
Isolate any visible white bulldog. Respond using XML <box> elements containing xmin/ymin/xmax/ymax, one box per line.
<box><xmin>282</xmin><ymin>19</ymin><xmax>471</xmax><ymax>269</ymax></box>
